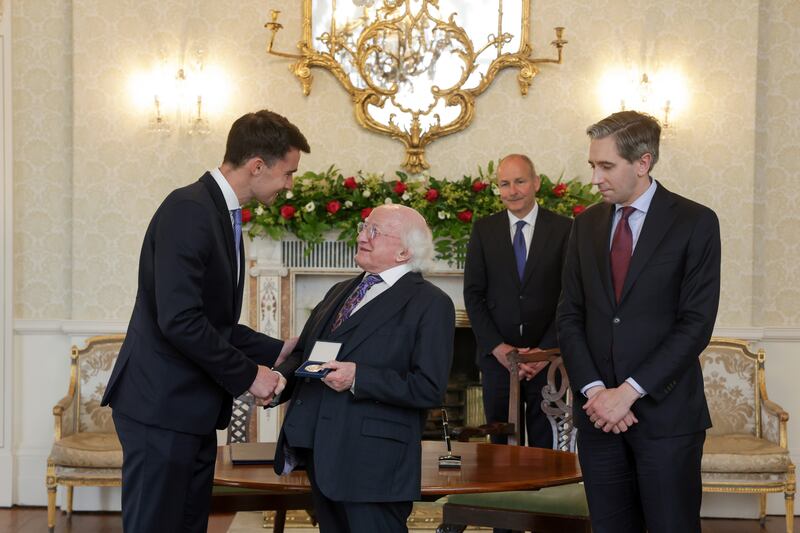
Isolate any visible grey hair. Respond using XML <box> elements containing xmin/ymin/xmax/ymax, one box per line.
<box><xmin>401</xmin><ymin>224</ymin><xmax>435</xmax><ymax>273</ymax></box>
<box><xmin>586</xmin><ymin>111</ymin><xmax>661</xmax><ymax>170</ymax></box>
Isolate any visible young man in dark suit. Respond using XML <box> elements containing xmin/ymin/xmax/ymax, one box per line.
<box><xmin>272</xmin><ymin>205</ymin><xmax>454</xmax><ymax>533</ymax></box>
<box><xmin>101</xmin><ymin>110</ymin><xmax>309</xmax><ymax>532</ymax></box>
<box><xmin>558</xmin><ymin>111</ymin><xmax>721</xmax><ymax>533</ymax></box>
<box><xmin>463</xmin><ymin>154</ymin><xmax>572</xmax><ymax>452</ymax></box>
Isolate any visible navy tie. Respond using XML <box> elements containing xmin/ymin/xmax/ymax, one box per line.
<box><xmin>231</xmin><ymin>208</ymin><xmax>242</xmax><ymax>260</ymax></box>
<box><xmin>513</xmin><ymin>220</ymin><xmax>527</xmax><ymax>280</ymax></box>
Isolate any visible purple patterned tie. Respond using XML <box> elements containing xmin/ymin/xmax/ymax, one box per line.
<box><xmin>330</xmin><ymin>274</ymin><xmax>383</xmax><ymax>331</ymax></box>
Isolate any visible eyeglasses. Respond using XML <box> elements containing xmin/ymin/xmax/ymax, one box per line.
<box><xmin>357</xmin><ymin>221</ymin><xmax>400</xmax><ymax>241</ymax></box>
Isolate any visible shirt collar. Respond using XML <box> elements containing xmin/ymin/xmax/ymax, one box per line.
<box><xmin>209</xmin><ymin>167</ymin><xmax>241</xmax><ymax>212</ymax></box>
<box><xmin>507</xmin><ymin>202</ymin><xmax>539</xmax><ymax>227</ymax></box>
<box><xmin>616</xmin><ymin>178</ymin><xmax>657</xmax><ymax>215</ymax></box>
<box><xmin>370</xmin><ymin>263</ymin><xmax>412</xmax><ymax>287</ymax></box>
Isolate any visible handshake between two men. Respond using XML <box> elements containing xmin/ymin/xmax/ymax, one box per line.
<box><xmin>245</xmin><ymin>336</ymin><xmax>364</xmax><ymax>404</ymax></box>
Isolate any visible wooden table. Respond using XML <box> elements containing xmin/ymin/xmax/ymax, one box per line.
<box><xmin>214</xmin><ymin>439</ymin><xmax>581</xmax><ymax>500</ymax></box>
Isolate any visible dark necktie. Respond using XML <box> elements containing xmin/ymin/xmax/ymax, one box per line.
<box><xmin>513</xmin><ymin>220</ymin><xmax>527</xmax><ymax>280</ymax></box>
<box><xmin>231</xmin><ymin>208</ymin><xmax>242</xmax><ymax>260</ymax></box>
<box><xmin>610</xmin><ymin>206</ymin><xmax>636</xmax><ymax>303</ymax></box>
<box><xmin>330</xmin><ymin>274</ymin><xmax>383</xmax><ymax>331</ymax></box>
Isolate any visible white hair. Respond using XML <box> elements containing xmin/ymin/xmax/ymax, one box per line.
<box><xmin>401</xmin><ymin>224</ymin><xmax>435</xmax><ymax>273</ymax></box>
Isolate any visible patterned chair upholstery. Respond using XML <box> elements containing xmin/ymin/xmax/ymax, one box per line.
<box><xmin>700</xmin><ymin>337</ymin><xmax>795</xmax><ymax>533</ymax></box>
<box><xmin>46</xmin><ymin>335</ymin><xmax>124</xmax><ymax>532</ymax></box>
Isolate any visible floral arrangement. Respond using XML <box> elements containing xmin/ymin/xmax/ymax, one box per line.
<box><xmin>244</xmin><ymin>162</ymin><xmax>601</xmax><ymax>265</ymax></box>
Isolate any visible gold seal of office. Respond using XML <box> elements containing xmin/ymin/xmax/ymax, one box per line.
<box><xmin>305</xmin><ymin>364</ymin><xmax>324</xmax><ymax>373</ymax></box>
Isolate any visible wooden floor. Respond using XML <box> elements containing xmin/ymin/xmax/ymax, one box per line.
<box><xmin>0</xmin><ymin>506</ymin><xmax>790</xmax><ymax>532</ymax></box>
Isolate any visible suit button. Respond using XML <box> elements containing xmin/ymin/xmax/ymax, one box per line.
<box><xmin>612</xmin><ymin>317</ymin><xmax>621</xmax><ymax>325</ymax></box>
<box><xmin>519</xmin><ymin>295</ymin><xmax>526</xmax><ymax>300</ymax></box>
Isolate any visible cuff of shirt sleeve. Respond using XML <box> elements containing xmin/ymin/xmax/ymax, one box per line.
<box><xmin>581</xmin><ymin>380</ymin><xmax>605</xmax><ymax>398</ymax></box>
<box><xmin>625</xmin><ymin>377</ymin><xmax>647</xmax><ymax>397</ymax></box>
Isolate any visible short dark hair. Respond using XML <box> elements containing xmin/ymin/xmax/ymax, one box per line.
<box><xmin>223</xmin><ymin>109</ymin><xmax>310</xmax><ymax>168</ymax></box>
<box><xmin>586</xmin><ymin>111</ymin><xmax>661</xmax><ymax>170</ymax></box>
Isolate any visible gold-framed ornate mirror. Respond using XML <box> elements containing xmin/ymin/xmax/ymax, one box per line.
<box><xmin>266</xmin><ymin>0</ymin><xmax>566</xmax><ymax>173</ymax></box>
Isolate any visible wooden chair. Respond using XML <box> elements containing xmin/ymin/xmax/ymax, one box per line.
<box><xmin>46</xmin><ymin>335</ymin><xmax>125</xmax><ymax>532</ymax></box>
<box><xmin>700</xmin><ymin>338</ymin><xmax>795</xmax><ymax>533</ymax></box>
<box><xmin>439</xmin><ymin>349</ymin><xmax>590</xmax><ymax>533</ymax></box>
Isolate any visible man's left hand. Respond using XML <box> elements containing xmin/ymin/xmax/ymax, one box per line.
<box><xmin>322</xmin><ymin>361</ymin><xmax>356</xmax><ymax>392</ymax></box>
<box><xmin>584</xmin><ymin>382</ymin><xmax>640</xmax><ymax>430</ymax></box>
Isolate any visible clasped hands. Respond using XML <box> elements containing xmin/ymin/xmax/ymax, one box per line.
<box><xmin>248</xmin><ymin>336</ymin><xmax>298</xmax><ymax>405</ymax></box>
<box><xmin>492</xmin><ymin>343</ymin><xmax>548</xmax><ymax>381</ymax></box>
<box><xmin>584</xmin><ymin>383</ymin><xmax>640</xmax><ymax>434</ymax></box>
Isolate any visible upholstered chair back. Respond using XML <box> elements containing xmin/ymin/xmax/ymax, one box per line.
<box><xmin>699</xmin><ymin>339</ymin><xmax>762</xmax><ymax>438</ymax></box>
<box><xmin>72</xmin><ymin>335</ymin><xmax>124</xmax><ymax>435</ymax></box>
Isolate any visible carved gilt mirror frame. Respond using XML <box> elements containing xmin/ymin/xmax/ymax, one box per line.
<box><xmin>266</xmin><ymin>0</ymin><xmax>566</xmax><ymax>173</ymax></box>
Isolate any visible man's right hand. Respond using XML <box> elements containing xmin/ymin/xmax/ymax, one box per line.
<box><xmin>248</xmin><ymin>365</ymin><xmax>286</xmax><ymax>403</ymax></box>
<box><xmin>491</xmin><ymin>343</ymin><xmax>519</xmax><ymax>371</ymax></box>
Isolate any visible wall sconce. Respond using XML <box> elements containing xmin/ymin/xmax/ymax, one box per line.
<box><xmin>599</xmin><ymin>68</ymin><xmax>687</xmax><ymax>133</ymax></box>
<box><xmin>130</xmin><ymin>49</ymin><xmax>225</xmax><ymax>135</ymax></box>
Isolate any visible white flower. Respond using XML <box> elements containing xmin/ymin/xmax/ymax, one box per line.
<box><xmin>254</xmin><ymin>205</ymin><xmax>265</xmax><ymax>215</ymax></box>
<box><xmin>402</xmin><ymin>192</ymin><xmax>411</xmax><ymax>201</ymax></box>
<box><xmin>384</xmin><ymin>198</ymin><xmax>393</xmax><ymax>205</ymax></box>
<box><xmin>304</xmin><ymin>201</ymin><xmax>315</xmax><ymax>212</ymax></box>
<box><xmin>491</xmin><ymin>184</ymin><xmax>500</xmax><ymax>196</ymax></box>
<box><xmin>438</xmin><ymin>210</ymin><xmax>449</xmax><ymax>220</ymax></box>
<box><xmin>285</xmin><ymin>191</ymin><xmax>294</xmax><ymax>199</ymax></box>
<box><xmin>362</xmin><ymin>189</ymin><xmax>371</xmax><ymax>198</ymax></box>
<box><xmin>344</xmin><ymin>200</ymin><xmax>353</xmax><ymax>208</ymax></box>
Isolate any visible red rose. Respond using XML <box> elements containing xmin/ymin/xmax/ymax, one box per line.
<box><xmin>457</xmin><ymin>210</ymin><xmax>473</xmax><ymax>223</ymax></box>
<box><xmin>343</xmin><ymin>176</ymin><xmax>358</xmax><ymax>190</ymax></box>
<box><xmin>241</xmin><ymin>207</ymin><xmax>252</xmax><ymax>223</ymax></box>
<box><xmin>572</xmin><ymin>204</ymin><xmax>586</xmax><ymax>216</ymax></box>
<box><xmin>280</xmin><ymin>205</ymin><xmax>296</xmax><ymax>219</ymax></box>
<box><xmin>553</xmin><ymin>183</ymin><xmax>568</xmax><ymax>198</ymax></box>
<box><xmin>393</xmin><ymin>181</ymin><xmax>407</xmax><ymax>195</ymax></box>
<box><xmin>425</xmin><ymin>188</ymin><xmax>439</xmax><ymax>202</ymax></box>
<box><xmin>360</xmin><ymin>207</ymin><xmax>373</xmax><ymax>220</ymax></box>
<box><xmin>471</xmin><ymin>181</ymin><xmax>487</xmax><ymax>192</ymax></box>
<box><xmin>326</xmin><ymin>200</ymin><xmax>341</xmax><ymax>214</ymax></box>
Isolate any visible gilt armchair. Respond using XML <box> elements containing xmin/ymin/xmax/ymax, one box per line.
<box><xmin>700</xmin><ymin>337</ymin><xmax>795</xmax><ymax>533</ymax></box>
<box><xmin>46</xmin><ymin>334</ymin><xmax>124</xmax><ymax>532</ymax></box>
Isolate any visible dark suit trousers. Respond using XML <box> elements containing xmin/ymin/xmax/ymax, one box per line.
<box><xmin>577</xmin><ymin>425</ymin><xmax>705</xmax><ymax>533</ymax></box>
<box><xmin>299</xmin><ymin>447</ymin><xmax>413</xmax><ymax>533</ymax></box>
<box><xmin>479</xmin><ymin>355</ymin><xmax>552</xmax><ymax>448</ymax></box>
<box><xmin>113</xmin><ymin>411</ymin><xmax>217</xmax><ymax>533</ymax></box>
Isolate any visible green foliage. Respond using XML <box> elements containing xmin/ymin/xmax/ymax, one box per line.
<box><xmin>244</xmin><ymin>162</ymin><xmax>601</xmax><ymax>266</ymax></box>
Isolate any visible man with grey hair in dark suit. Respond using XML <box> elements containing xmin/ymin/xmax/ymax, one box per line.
<box><xmin>273</xmin><ymin>204</ymin><xmax>455</xmax><ymax>533</ymax></box>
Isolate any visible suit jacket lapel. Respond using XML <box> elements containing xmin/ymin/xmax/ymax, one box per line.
<box><xmin>619</xmin><ymin>183</ymin><xmax>677</xmax><ymax>303</ymax></box>
<box><xmin>593</xmin><ymin>203</ymin><xmax>616</xmax><ymax>307</ymax></box>
<box><xmin>199</xmin><ymin>173</ymin><xmax>239</xmax><ymax>306</ymax></box>
<box><xmin>521</xmin><ymin>208</ymin><xmax>552</xmax><ymax>287</ymax></box>
<box><xmin>338</xmin><ymin>272</ymin><xmax>421</xmax><ymax>358</ymax></box>
<box><xmin>308</xmin><ymin>276</ymin><xmax>360</xmax><ymax>347</ymax></box>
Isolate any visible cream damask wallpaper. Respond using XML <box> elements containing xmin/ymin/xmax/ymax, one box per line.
<box><xmin>11</xmin><ymin>0</ymin><xmax>800</xmax><ymax>327</ymax></box>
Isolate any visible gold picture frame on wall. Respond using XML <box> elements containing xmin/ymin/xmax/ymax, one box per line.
<box><xmin>266</xmin><ymin>0</ymin><xmax>567</xmax><ymax>173</ymax></box>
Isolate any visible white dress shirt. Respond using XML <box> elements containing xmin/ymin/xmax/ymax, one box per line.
<box><xmin>506</xmin><ymin>203</ymin><xmax>539</xmax><ymax>260</ymax></box>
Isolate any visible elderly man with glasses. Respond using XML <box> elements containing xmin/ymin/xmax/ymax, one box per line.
<box><xmin>270</xmin><ymin>204</ymin><xmax>455</xmax><ymax>533</ymax></box>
